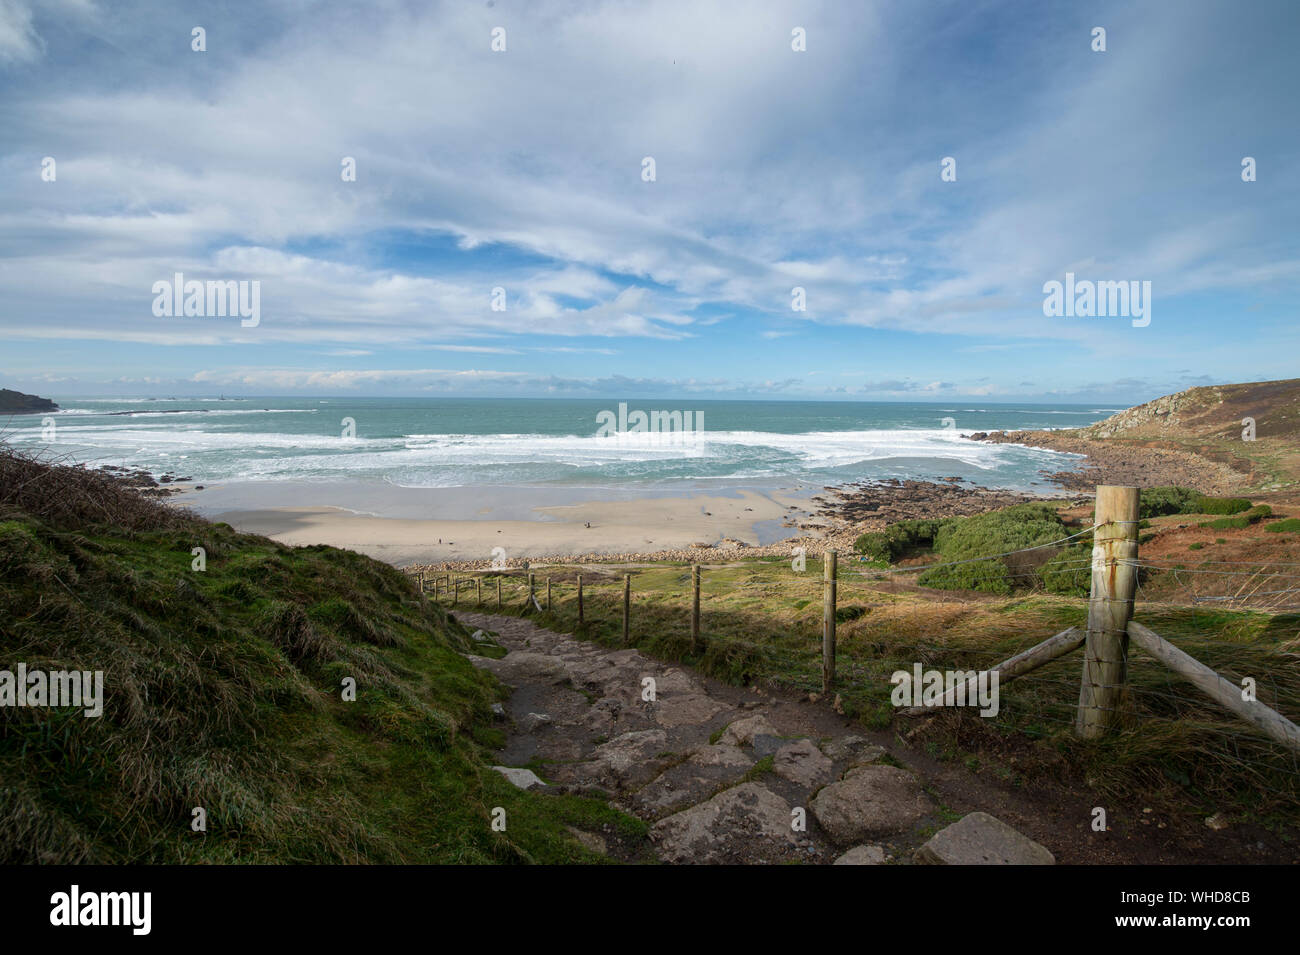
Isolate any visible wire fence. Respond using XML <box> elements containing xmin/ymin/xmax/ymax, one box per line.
<box><xmin>410</xmin><ymin>499</ymin><xmax>1300</xmax><ymax>810</ymax></box>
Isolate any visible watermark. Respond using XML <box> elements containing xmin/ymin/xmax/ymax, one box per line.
<box><xmin>1042</xmin><ymin>272</ymin><xmax>1151</xmax><ymax>327</ymax></box>
<box><xmin>50</xmin><ymin>886</ymin><xmax>150</xmax><ymax>935</ymax></box>
<box><xmin>890</xmin><ymin>664</ymin><xmax>999</xmax><ymax>717</ymax></box>
<box><xmin>791</xmin><ymin>27</ymin><xmax>806</xmax><ymax>51</ymax></box>
<box><xmin>152</xmin><ymin>272</ymin><xmax>260</xmax><ymax>327</ymax></box>
<box><xmin>941</xmin><ymin>156</ymin><xmax>956</xmax><ymax>181</ymax></box>
<box><xmin>641</xmin><ymin>156</ymin><xmax>656</xmax><ymax>181</ymax></box>
<box><xmin>1241</xmin><ymin>417</ymin><xmax>1256</xmax><ymax>442</ymax></box>
<box><xmin>595</xmin><ymin>402</ymin><xmax>704</xmax><ymax>449</ymax></box>
<box><xmin>0</xmin><ymin>665</ymin><xmax>103</xmax><ymax>717</ymax></box>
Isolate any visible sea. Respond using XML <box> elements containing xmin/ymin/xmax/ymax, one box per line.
<box><xmin>6</xmin><ymin>397</ymin><xmax>1115</xmax><ymax>496</ymax></box>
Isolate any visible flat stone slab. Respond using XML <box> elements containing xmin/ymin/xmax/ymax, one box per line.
<box><xmin>650</xmin><ymin>782</ymin><xmax>802</xmax><ymax>864</ymax></box>
<box><xmin>630</xmin><ymin>746</ymin><xmax>755</xmax><ymax>816</ymax></box>
<box><xmin>821</xmin><ymin>735</ymin><xmax>887</xmax><ymax>765</ymax></box>
<box><xmin>651</xmin><ymin>693</ymin><xmax>729</xmax><ymax>729</ymax></box>
<box><xmin>492</xmin><ymin>766</ymin><xmax>547</xmax><ymax>790</ymax></box>
<box><xmin>810</xmin><ymin>765</ymin><xmax>934</xmax><ymax>845</ymax></box>
<box><xmin>915</xmin><ymin>812</ymin><xmax>1055</xmax><ymax>865</ymax></box>
<box><xmin>772</xmin><ymin>739</ymin><xmax>834</xmax><ymax>789</ymax></box>
<box><xmin>478</xmin><ymin>651</ymin><xmax>569</xmax><ymax>686</ymax></box>
<box><xmin>718</xmin><ymin>714</ymin><xmax>780</xmax><ymax>747</ymax></box>
<box><xmin>833</xmin><ymin>845</ymin><xmax>887</xmax><ymax>865</ymax></box>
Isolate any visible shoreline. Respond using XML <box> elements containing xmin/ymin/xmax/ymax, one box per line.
<box><xmin>168</xmin><ymin>475</ymin><xmax>1083</xmax><ymax>571</ymax></box>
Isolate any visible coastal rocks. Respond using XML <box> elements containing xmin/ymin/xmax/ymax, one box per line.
<box><xmin>914</xmin><ymin>812</ymin><xmax>1055</xmax><ymax>865</ymax></box>
<box><xmin>650</xmin><ymin>783</ymin><xmax>802</xmax><ymax>864</ymax></box>
<box><xmin>771</xmin><ymin>739</ymin><xmax>834</xmax><ymax>788</ymax></box>
<box><xmin>0</xmin><ymin>388</ymin><xmax>58</xmax><ymax>414</ymax></box>
<box><xmin>810</xmin><ymin>765</ymin><xmax>934</xmax><ymax>846</ymax></box>
<box><xmin>813</xmin><ymin>479</ymin><xmax>1041</xmax><ymax>530</ymax></box>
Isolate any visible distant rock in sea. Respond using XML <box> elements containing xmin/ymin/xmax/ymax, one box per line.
<box><xmin>0</xmin><ymin>388</ymin><xmax>59</xmax><ymax>414</ymax></box>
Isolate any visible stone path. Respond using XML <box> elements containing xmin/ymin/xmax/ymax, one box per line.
<box><xmin>459</xmin><ymin>611</ymin><xmax>1054</xmax><ymax>865</ymax></box>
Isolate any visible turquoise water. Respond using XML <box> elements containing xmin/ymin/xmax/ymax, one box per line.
<box><xmin>7</xmin><ymin>396</ymin><xmax>1114</xmax><ymax>491</ymax></box>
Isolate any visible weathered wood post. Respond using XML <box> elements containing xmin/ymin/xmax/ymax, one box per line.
<box><xmin>623</xmin><ymin>574</ymin><xmax>631</xmax><ymax>645</ymax></box>
<box><xmin>452</xmin><ymin>577</ymin><xmax>458</xmax><ymax>607</ymax></box>
<box><xmin>823</xmin><ymin>550</ymin><xmax>837</xmax><ymax>694</ymax></box>
<box><xmin>1077</xmin><ymin>485</ymin><xmax>1140</xmax><ymax>737</ymax></box>
<box><xmin>418</xmin><ymin>571</ymin><xmax>425</xmax><ymax>594</ymax></box>
<box><xmin>546</xmin><ymin>577</ymin><xmax>552</xmax><ymax>611</ymax></box>
<box><xmin>528</xmin><ymin>573</ymin><xmax>535</xmax><ymax>608</ymax></box>
<box><xmin>432</xmin><ymin>576</ymin><xmax>439</xmax><ymax>601</ymax></box>
<box><xmin>691</xmin><ymin>564</ymin><xmax>701</xmax><ymax>654</ymax></box>
<box><xmin>496</xmin><ymin>576</ymin><xmax>502</xmax><ymax>610</ymax></box>
<box><xmin>476</xmin><ymin>577</ymin><xmax>482</xmax><ymax>606</ymax></box>
<box><xmin>577</xmin><ymin>574</ymin><xmax>584</xmax><ymax>625</ymax></box>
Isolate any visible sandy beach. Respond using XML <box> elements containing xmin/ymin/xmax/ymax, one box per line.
<box><xmin>191</xmin><ymin>485</ymin><xmax>818</xmax><ymax>566</ymax></box>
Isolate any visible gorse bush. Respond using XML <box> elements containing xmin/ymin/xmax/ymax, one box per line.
<box><xmin>917</xmin><ymin>504</ymin><xmax>1069</xmax><ymax>594</ymax></box>
<box><xmin>1038</xmin><ymin>542</ymin><xmax>1094</xmax><ymax>596</ymax></box>
<box><xmin>1139</xmin><ymin>486</ymin><xmax>1201</xmax><ymax>519</ymax></box>
<box><xmin>1191</xmin><ymin>496</ymin><xmax>1254</xmax><ymax>516</ymax></box>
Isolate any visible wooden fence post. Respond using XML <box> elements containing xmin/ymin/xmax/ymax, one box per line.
<box><xmin>418</xmin><ymin>571</ymin><xmax>425</xmax><ymax>594</ymax></box>
<box><xmin>528</xmin><ymin>573</ymin><xmax>535</xmax><ymax>608</ymax></box>
<box><xmin>1077</xmin><ymin>485</ymin><xmax>1140</xmax><ymax>737</ymax></box>
<box><xmin>577</xmin><ymin>575</ymin><xmax>584</xmax><ymax>625</ymax></box>
<box><xmin>496</xmin><ymin>576</ymin><xmax>502</xmax><ymax>610</ymax></box>
<box><xmin>546</xmin><ymin>577</ymin><xmax>551</xmax><ymax>611</ymax></box>
<box><xmin>623</xmin><ymin>574</ymin><xmax>631</xmax><ymax>645</ymax></box>
<box><xmin>823</xmin><ymin>550</ymin><xmax>837</xmax><ymax>695</ymax></box>
<box><xmin>691</xmin><ymin>564</ymin><xmax>701</xmax><ymax>654</ymax></box>
<box><xmin>476</xmin><ymin>577</ymin><xmax>482</xmax><ymax>606</ymax></box>
<box><xmin>433</xmin><ymin>576</ymin><xmax>439</xmax><ymax>601</ymax></box>
<box><xmin>452</xmin><ymin>577</ymin><xmax>458</xmax><ymax>607</ymax></box>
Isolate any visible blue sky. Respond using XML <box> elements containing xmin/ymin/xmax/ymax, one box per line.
<box><xmin>1</xmin><ymin>0</ymin><xmax>1297</xmax><ymax>402</ymax></box>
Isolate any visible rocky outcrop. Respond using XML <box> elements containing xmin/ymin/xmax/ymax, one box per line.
<box><xmin>0</xmin><ymin>388</ymin><xmax>58</xmax><ymax>414</ymax></box>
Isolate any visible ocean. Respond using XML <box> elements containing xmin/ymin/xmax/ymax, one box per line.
<box><xmin>7</xmin><ymin>397</ymin><xmax>1114</xmax><ymax>494</ymax></box>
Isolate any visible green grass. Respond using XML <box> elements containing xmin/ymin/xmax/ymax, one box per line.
<box><xmin>0</xmin><ymin>511</ymin><xmax>644</xmax><ymax>864</ymax></box>
<box><xmin>476</xmin><ymin>558</ymin><xmax>1300</xmax><ymax>828</ymax></box>
<box><xmin>1266</xmin><ymin>518</ymin><xmax>1300</xmax><ymax>533</ymax></box>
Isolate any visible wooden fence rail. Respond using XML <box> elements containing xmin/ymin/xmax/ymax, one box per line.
<box><xmin>412</xmin><ymin>484</ymin><xmax>1300</xmax><ymax>750</ymax></box>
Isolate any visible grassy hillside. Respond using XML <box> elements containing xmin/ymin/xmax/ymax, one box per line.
<box><xmin>0</xmin><ymin>447</ymin><xmax>643</xmax><ymax>863</ymax></box>
<box><xmin>1081</xmin><ymin>378</ymin><xmax>1300</xmax><ymax>491</ymax></box>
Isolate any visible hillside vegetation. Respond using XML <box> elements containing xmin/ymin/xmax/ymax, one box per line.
<box><xmin>0</xmin><ymin>446</ymin><xmax>640</xmax><ymax>863</ymax></box>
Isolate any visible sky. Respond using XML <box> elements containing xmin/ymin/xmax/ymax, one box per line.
<box><xmin>1</xmin><ymin>0</ymin><xmax>1297</xmax><ymax>403</ymax></box>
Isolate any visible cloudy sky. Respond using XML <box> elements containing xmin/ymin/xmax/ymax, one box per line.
<box><xmin>1</xmin><ymin>0</ymin><xmax>1297</xmax><ymax>402</ymax></box>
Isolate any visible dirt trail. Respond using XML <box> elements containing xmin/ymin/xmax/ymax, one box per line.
<box><xmin>458</xmin><ymin>611</ymin><xmax>1060</xmax><ymax>865</ymax></box>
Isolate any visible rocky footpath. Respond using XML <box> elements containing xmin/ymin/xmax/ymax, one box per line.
<box><xmin>458</xmin><ymin>611</ymin><xmax>1054</xmax><ymax>865</ymax></box>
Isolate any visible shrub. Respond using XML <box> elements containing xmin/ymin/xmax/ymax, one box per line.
<box><xmin>1039</xmin><ymin>542</ymin><xmax>1093</xmax><ymax>596</ymax></box>
<box><xmin>918</xmin><ymin>503</ymin><xmax>1067</xmax><ymax>593</ymax></box>
<box><xmin>1199</xmin><ymin>506</ymin><xmax>1271</xmax><ymax>531</ymax></box>
<box><xmin>1188</xmin><ymin>496</ymin><xmax>1253</xmax><ymax>515</ymax></box>
<box><xmin>1266</xmin><ymin>518</ymin><xmax>1300</xmax><ymax>533</ymax></box>
<box><xmin>1139</xmin><ymin>486</ymin><xmax>1200</xmax><ymax>519</ymax></box>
